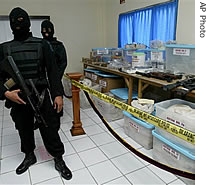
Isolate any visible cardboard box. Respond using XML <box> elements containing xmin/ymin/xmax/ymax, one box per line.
<box><xmin>84</xmin><ymin>68</ymin><xmax>102</xmax><ymax>83</ymax></box>
<box><xmin>97</xmin><ymin>73</ymin><xmax>125</xmax><ymax>93</ymax></box>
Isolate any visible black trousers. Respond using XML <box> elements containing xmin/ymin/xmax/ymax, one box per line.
<box><xmin>10</xmin><ymin>90</ymin><xmax>64</xmax><ymax>157</ymax></box>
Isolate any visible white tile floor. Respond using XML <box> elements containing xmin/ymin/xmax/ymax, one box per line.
<box><xmin>0</xmin><ymin>97</ymin><xmax>192</xmax><ymax>185</ymax></box>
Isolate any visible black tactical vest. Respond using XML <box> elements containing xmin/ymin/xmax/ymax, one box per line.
<box><xmin>50</xmin><ymin>39</ymin><xmax>62</xmax><ymax>62</ymax></box>
<box><xmin>3</xmin><ymin>37</ymin><xmax>45</xmax><ymax>80</ymax></box>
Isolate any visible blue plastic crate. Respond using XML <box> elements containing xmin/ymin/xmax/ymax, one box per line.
<box><xmin>123</xmin><ymin>111</ymin><xmax>155</xmax><ymax>130</ymax></box>
<box><xmin>110</xmin><ymin>88</ymin><xmax>138</xmax><ymax>100</ymax></box>
<box><xmin>95</xmin><ymin>72</ymin><xmax>121</xmax><ymax>78</ymax></box>
<box><xmin>152</xmin><ymin>129</ymin><xmax>195</xmax><ymax>175</ymax></box>
<box><xmin>84</xmin><ymin>68</ymin><xmax>102</xmax><ymax>73</ymax></box>
<box><xmin>123</xmin><ymin>111</ymin><xmax>155</xmax><ymax>149</ymax></box>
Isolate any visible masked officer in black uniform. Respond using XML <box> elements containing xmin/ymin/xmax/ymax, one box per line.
<box><xmin>33</xmin><ymin>19</ymin><xmax>67</xmax><ymax>130</ymax></box>
<box><xmin>0</xmin><ymin>7</ymin><xmax>72</xmax><ymax>180</ymax></box>
<box><xmin>41</xmin><ymin>19</ymin><xmax>67</xmax><ymax>82</ymax></box>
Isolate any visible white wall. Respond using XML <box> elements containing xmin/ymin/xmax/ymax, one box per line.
<box><xmin>0</xmin><ymin>0</ymin><xmax>195</xmax><ymax>73</ymax></box>
<box><xmin>176</xmin><ymin>0</ymin><xmax>195</xmax><ymax>44</ymax></box>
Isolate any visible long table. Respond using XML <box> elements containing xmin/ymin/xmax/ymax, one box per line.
<box><xmin>83</xmin><ymin>62</ymin><xmax>195</xmax><ymax>104</ymax></box>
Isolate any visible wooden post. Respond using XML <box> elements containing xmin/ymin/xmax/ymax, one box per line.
<box><xmin>66</xmin><ymin>72</ymin><xmax>86</xmax><ymax>136</ymax></box>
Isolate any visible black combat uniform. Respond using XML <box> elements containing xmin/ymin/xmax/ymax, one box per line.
<box><xmin>40</xmin><ymin>20</ymin><xmax>67</xmax><ymax>120</ymax></box>
<box><xmin>41</xmin><ymin>19</ymin><xmax>67</xmax><ymax>80</ymax></box>
<box><xmin>0</xmin><ymin>7</ymin><xmax>72</xmax><ymax>180</ymax></box>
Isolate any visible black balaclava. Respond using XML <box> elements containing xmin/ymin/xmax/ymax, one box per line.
<box><xmin>41</xmin><ymin>20</ymin><xmax>54</xmax><ymax>41</ymax></box>
<box><xmin>9</xmin><ymin>7</ymin><xmax>31</xmax><ymax>41</ymax></box>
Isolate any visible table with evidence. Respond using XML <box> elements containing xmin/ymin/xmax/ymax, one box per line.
<box><xmin>83</xmin><ymin>62</ymin><xmax>195</xmax><ymax>104</ymax></box>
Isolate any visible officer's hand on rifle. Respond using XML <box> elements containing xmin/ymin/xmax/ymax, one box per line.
<box><xmin>54</xmin><ymin>96</ymin><xmax>63</xmax><ymax>113</ymax></box>
<box><xmin>4</xmin><ymin>89</ymin><xmax>26</xmax><ymax>105</ymax></box>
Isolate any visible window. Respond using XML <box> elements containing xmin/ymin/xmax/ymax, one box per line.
<box><xmin>118</xmin><ymin>0</ymin><xmax>178</xmax><ymax>48</ymax></box>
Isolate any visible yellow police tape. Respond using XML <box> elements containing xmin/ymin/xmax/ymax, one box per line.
<box><xmin>68</xmin><ymin>78</ymin><xmax>195</xmax><ymax>145</ymax></box>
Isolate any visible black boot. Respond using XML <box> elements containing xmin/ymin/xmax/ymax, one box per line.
<box><xmin>54</xmin><ymin>157</ymin><xmax>72</xmax><ymax>180</ymax></box>
<box><xmin>16</xmin><ymin>152</ymin><xmax>37</xmax><ymax>175</ymax></box>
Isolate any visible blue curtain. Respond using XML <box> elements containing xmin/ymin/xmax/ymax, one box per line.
<box><xmin>133</xmin><ymin>8</ymin><xmax>152</xmax><ymax>48</ymax></box>
<box><xmin>118</xmin><ymin>0</ymin><xmax>178</xmax><ymax>48</ymax></box>
<box><xmin>118</xmin><ymin>13</ymin><xmax>134</xmax><ymax>47</ymax></box>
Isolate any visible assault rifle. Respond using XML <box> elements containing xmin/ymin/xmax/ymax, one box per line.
<box><xmin>0</xmin><ymin>56</ymin><xmax>48</xmax><ymax>127</ymax></box>
<box><xmin>162</xmin><ymin>77</ymin><xmax>195</xmax><ymax>96</ymax></box>
<box><xmin>135</xmin><ymin>71</ymin><xmax>182</xmax><ymax>82</ymax></box>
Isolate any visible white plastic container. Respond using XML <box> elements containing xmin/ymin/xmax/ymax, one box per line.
<box><xmin>123</xmin><ymin>48</ymin><xmax>137</xmax><ymax>63</ymax></box>
<box><xmin>123</xmin><ymin>111</ymin><xmax>155</xmax><ymax>149</ymax></box>
<box><xmin>80</xmin><ymin>81</ymin><xmax>100</xmax><ymax>109</ymax></box>
<box><xmin>93</xmin><ymin>88</ymin><xmax>138</xmax><ymax>121</ymax></box>
<box><xmin>152</xmin><ymin>130</ymin><xmax>195</xmax><ymax>185</ymax></box>
<box><xmin>165</xmin><ymin>44</ymin><xmax>195</xmax><ymax>74</ymax></box>
<box><xmin>92</xmin><ymin>48</ymin><xmax>111</xmax><ymax>56</ymax></box>
<box><xmin>92</xmin><ymin>93</ymin><xmax>124</xmax><ymax>122</ymax></box>
<box><xmin>136</xmin><ymin>49</ymin><xmax>151</xmax><ymax>61</ymax></box>
<box><xmin>155</xmin><ymin>99</ymin><xmax>195</xmax><ymax>154</ymax></box>
<box><xmin>132</xmin><ymin>52</ymin><xmax>145</xmax><ymax>67</ymax></box>
<box><xmin>150</xmin><ymin>49</ymin><xmax>166</xmax><ymax>62</ymax></box>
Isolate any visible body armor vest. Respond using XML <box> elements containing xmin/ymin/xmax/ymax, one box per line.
<box><xmin>3</xmin><ymin>37</ymin><xmax>45</xmax><ymax>80</ymax></box>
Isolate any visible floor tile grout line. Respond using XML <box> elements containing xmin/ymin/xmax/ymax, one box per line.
<box><xmin>0</xmin><ymin>98</ymin><xmax>187</xmax><ymax>185</ymax></box>
<box><xmin>75</xmin><ymin>103</ymin><xmax>184</xmax><ymax>184</ymax></box>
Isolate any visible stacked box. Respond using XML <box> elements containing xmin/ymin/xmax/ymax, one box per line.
<box><xmin>123</xmin><ymin>48</ymin><xmax>137</xmax><ymax>63</ymax></box>
<box><xmin>123</xmin><ymin>111</ymin><xmax>155</xmax><ymax>149</ymax></box>
<box><xmin>135</xmin><ymin>48</ymin><xmax>165</xmax><ymax>61</ymax></box>
<box><xmin>155</xmin><ymin>99</ymin><xmax>195</xmax><ymax>154</ymax></box>
<box><xmin>96</xmin><ymin>72</ymin><xmax>125</xmax><ymax>93</ymax></box>
<box><xmin>150</xmin><ymin>49</ymin><xmax>166</xmax><ymax>62</ymax></box>
<box><xmin>92</xmin><ymin>48</ymin><xmax>112</xmax><ymax>56</ymax></box>
<box><xmin>132</xmin><ymin>52</ymin><xmax>146</xmax><ymax>68</ymax></box>
<box><xmin>91</xmin><ymin>48</ymin><xmax>112</xmax><ymax>63</ymax></box>
<box><xmin>152</xmin><ymin>130</ymin><xmax>195</xmax><ymax>185</ymax></box>
<box><xmin>111</xmin><ymin>48</ymin><xmax>123</xmax><ymax>60</ymax></box>
<box><xmin>135</xmin><ymin>49</ymin><xmax>151</xmax><ymax>61</ymax></box>
<box><xmin>84</xmin><ymin>68</ymin><xmax>102</xmax><ymax>84</ymax></box>
<box><xmin>91</xmin><ymin>72</ymin><xmax>102</xmax><ymax>84</ymax></box>
<box><xmin>134</xmin><ymin>49</ymin><xmax>165</xmax><ymax>70</ymax></box>
<box><xmin>165</xmin><ymin>44</ymin><xmax>195</xmax><ymax>74</ymax></box>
